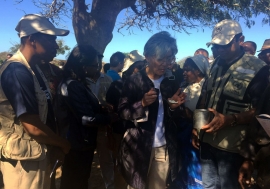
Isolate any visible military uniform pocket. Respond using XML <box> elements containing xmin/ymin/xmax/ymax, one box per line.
<box><xmin>2</xmin><ymin>131</ymin><xmax>46</xmax><ymax>161</ymax></box>
<box><xmin>223</xmin><ymin>72</ymin><xmax>254</xmax><ymax>101</ymax></box>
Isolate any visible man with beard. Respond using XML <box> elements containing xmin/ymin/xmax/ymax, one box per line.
<box><xmin>192</xmin><ymin>19</ymin><xmax>269</xmax><ymax>189</ymax></box>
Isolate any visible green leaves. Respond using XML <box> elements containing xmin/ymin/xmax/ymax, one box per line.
<box><xmin>120</xmin><ymin>0</ymin><xmax>270</xmax><ymax>32</ymax></box>
<box><xmin>56</xmin><ymin>39</ymin><xmax>71</xmax><ymax>56</ymax></box>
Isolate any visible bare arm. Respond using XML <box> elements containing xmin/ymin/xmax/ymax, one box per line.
<box><xmin>20</xmin><ymin>114</ymin><xmax>70</xmax><ymax>154</ymax></box>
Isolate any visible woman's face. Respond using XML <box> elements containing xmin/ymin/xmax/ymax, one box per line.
<box><xmin>183</xmin><ymin>63</ymin><xmax>200</xmax><ymax>84</ymax></box>
<box><xmin>146</xmin><ymin>51</ymin><xmax>175</xmax><ymax>77</ymax></box>
<box><xmin>84</xmin><ymin>55</ymin><xmax>99</xmax><ymax>78</ymax></box>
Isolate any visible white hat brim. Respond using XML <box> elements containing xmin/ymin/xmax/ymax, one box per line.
<box><xmin>39</xmin><ymin>28</ymin><xmax>69</xmax><ymax>36</ymax></box>
<box><xmin>207</xmin><ymin>34</ymin><xmax>235</xmax><ymax>46</ymax></box>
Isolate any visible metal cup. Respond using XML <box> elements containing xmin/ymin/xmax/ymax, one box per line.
<box><xmin>193</xmin><ymin>109</ymin><xmax>213</xmax><ymax>131</ymax></box>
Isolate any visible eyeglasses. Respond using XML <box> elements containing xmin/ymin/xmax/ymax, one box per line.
<box><xmin>212</xmin><ymin>38</ymin><xmax>235</xmax><ymax>50</ymax></box>
<box><xmin>157</xmin><ymin>55</ymin><xmax>175</xmax><ymax>65</ymax></box>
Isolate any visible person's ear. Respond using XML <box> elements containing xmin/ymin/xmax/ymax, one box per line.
<box><xmin>239</xmin><ymin>35</ymin><xmax>245</xmax><ymax>45</ymax></box>
<box><xmin>28</xmin><ymin>35</ymin><xmax>36</xmax><ymax>46</ymax></box>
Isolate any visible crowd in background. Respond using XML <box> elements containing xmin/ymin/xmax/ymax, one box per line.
<box><xmin>0</xmin><ymin>14</ymin><xmax>270</xmax><ymax>189</ymax></box>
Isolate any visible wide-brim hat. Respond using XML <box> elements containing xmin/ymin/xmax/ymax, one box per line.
<box><xmin>258</xmin><ymin>39</ymin><xmax>270</xmax><ymax>52</ymax></box>
<box><xmin>206</xmin><ymin>19</ymin><xmax>242</xmax><ymax>47</ymax></box>
<box><xmin>15</xmin><ymin>14</ymin><xmax>69</xmax><ymax>38</ymax></box>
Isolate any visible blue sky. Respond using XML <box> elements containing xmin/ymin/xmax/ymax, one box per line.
<box><xmin>1</xmin><ymin>0</ymin><xmax>270</xmax><ymax>63</ymax></box>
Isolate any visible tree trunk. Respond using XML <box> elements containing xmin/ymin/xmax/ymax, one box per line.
<box><xmin>73</xmin><ymin>0</ymin><xmax>136</xmax><ymax>54</ymax></box>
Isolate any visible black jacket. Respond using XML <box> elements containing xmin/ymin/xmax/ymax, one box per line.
<box><xmin>106</xmin><ymin>80</ymin><xmax>127</xmax><ymax>134</ymax></box>
<box><xmin>58</xmin><ymin>79</ymin><xmax>111</xmax><ymax>150</ymax></box>
<box><xmin>118</xmin><ymin>69</ymin><xmax>183</xmax><ymax>189</ymax></box>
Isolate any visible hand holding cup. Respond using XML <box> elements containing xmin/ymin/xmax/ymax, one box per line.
<box><xmin>142</xmin><ymin>88</ymin><xmax>158</xmax><ymax>107</ymax></box>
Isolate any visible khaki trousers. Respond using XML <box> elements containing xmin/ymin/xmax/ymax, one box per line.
<box><xmin>1</xmin><ymin>156</ymin><xmax>50</xmax><ymax>189</ymax></box>
<box><xmin>127</xmin><ymin>145</ymin><xmax>169</xmax><ymax>189</ymax></box>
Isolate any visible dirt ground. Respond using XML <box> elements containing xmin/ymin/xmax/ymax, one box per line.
<box><xmin>0</xmin><ymin>153</ymin><xmax>259</xmax><ymax>189</ymax></box>
<box><xmin>87</xmin><ymin>151</ymin><xmax>106</xmax><ymax>189</ymax></box>
<box><xmin>0</xmin><ymin>151</ymin><xmax>106</xmax><ymax>189</ymax></box>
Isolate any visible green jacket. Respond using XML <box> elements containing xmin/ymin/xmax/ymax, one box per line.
<box><xmin>202</xmin><ymin>53</ymin><xmax>266</xmax><ymax>153</ymax></box>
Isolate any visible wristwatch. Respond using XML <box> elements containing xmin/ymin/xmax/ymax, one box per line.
<box><xmin>230</xmin><ymin>114</ymin><xmax>238</xmax><ymax>127</ymax></box>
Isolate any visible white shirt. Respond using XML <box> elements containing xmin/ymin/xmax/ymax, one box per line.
<box><xmin>183</xmin><ymin>78</ymin><xmax>205</xmax><ymax>112</ymax></box>
<box><xmin>150</xmin><ymin>76</ymin><xmax>166</xmax><ymax>147</ymax></box>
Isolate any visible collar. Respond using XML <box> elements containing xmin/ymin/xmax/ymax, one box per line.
<box><xmin>86</xmin><ymin>73</ymin><xmax>104</xmax><ymax>84</ymax></box>
<box><xmin>86</xmin><ymin>77</ymin><xmax>94</xmax><ymax>84</ymax></box>
<box><xmin>100</xmin><ymin>73</ymin><xmax>105</xmax><ymax>78</ymax></box>
<box><xmin>217</xmin><ymin>50</ymin><xmax>245</xmax><ymax>68</ymax></box>
<box><xmin>6</xmin><ymin>50</ymin><xmax>30</xmax><ymax>69</ymax></box>
<box><xmin>107</xmin><ymin>69</ymin><xmax>118</xmax><ymax>74</ymax></box>
<box><xmin>198</xmin><ymin>78</ymin><xmax>205</xmax><ymax>86</ymax></box>
<box><xmin>189</xmin><ymin>78</ymin><xmax>205</xmax><ymax>87</ymax></box>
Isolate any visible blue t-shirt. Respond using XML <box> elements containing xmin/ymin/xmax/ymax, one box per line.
<box><xmin>1</xmin><ymin>63</ymin><xmax>38</xmax><ymax>117</ymax></box>
<box><xmin>106</xmin><ymin>70</ymin><xmax>121</xmax><ymax>81</ymax></box>
<box><xmin>1</xmin><ymin>62</ymin><xmax>56</xmax><ymax>132</ymax></box>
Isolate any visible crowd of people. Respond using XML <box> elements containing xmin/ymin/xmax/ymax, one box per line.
<box><xmin>0</xmin><ymin>13</ymin><xmax>270</xmax><ymax>189</ymax></box>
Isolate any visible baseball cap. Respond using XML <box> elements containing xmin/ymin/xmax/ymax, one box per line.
<box><xmin>258</xmin><ymin>39</ymin><xmax>270</xmax><ymax>52</ymax></box>
<box><xmin>206</xmin><ymin>19</ymin><xmax>242</xmax><ymax>47</ymax></box>
<box><xmin>15</xmin><ymin>14</ymin><xmax>69</xmax><ymax>38</ymax></box>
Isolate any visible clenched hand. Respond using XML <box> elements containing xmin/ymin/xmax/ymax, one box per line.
<box><xmin>142</xmin><ymin>88</ymin><xmax>158</xmax><ymax>107</ymax></box>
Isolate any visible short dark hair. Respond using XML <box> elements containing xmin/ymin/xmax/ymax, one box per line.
<box><xmin>7</xmin><ymin>53</ymin><xmax>13</xmax><ymax>57</ymax></box>
<box><xmin>64</xmin><ymin>45</ymin><xmax>98</xmax><ymax>80</ymax></box>
<box><xmin>21</xmin><ymin>36</ymin><xmax>28</xmax><ymax>45</ymax></box>
<box><xmin>194</xmin><ymin>48</ymin><xmax>209</xmax><ymax>57</ymax></box>
<box><xmin>109</xmin><ymin>52</ymin><xmax>126</xmax><ymax>67</ymax></box>
<box><xmin>243</xmin><ymin>41</ymin><xmax>257</xmax><ymax>51</ymax></box>
<box><xmin>20</xmin><ymin>33</ymin><xmax>52</xmax><ymax>45</ymax></box>
<box><xmin>103</xmin><ymin>63</ymin><xmax>110</xmax><ymax>73</ymax></box>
